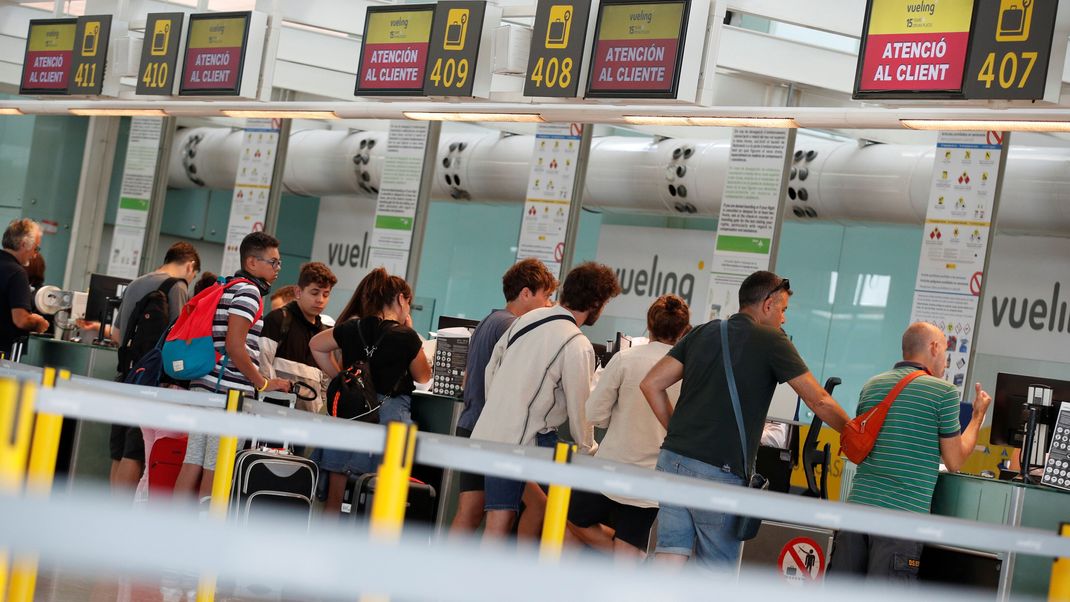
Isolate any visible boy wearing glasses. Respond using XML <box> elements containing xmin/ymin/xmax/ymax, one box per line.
<box><xmin>641</xmin><ymin>270</ymin><xmax>851</xmax><ymax>567</ymax></box>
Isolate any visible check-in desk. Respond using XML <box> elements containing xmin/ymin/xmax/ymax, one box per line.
<box><xmin>929</xmin><ymin>472</ymin><xmax>1070</xmax><ymax>599</ymax></box>
<box><xmin>411</xmin><ymin>390</ymin><xmax>464</xmax><ymax>529</ymax></box>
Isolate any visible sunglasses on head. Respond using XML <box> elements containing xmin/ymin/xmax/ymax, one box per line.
<box><xmin>764</xmin><ymin>278</ymin><xmax>790</xmax><ymax>301</ymax></box>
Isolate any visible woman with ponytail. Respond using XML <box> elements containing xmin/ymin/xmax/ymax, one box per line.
<box><xmin>310</xmin><ymin>267</ymin><xmax>432</xmax><ymax>514</ymax></box>
<box><xmin>564</xmin><ymin>294</ymin><xmax>691</xmax><ymax>560</ymax></box>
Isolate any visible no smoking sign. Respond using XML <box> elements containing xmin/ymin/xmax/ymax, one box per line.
<box><xmin>777</xmin><ymin>537</ymin><xmax>825</xmax><ymax>583</ymax></box>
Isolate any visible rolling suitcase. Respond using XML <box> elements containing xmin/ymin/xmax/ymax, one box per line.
<box><xmin>341</xmin><ymin>473</ymin><xmax>437</xmax><ymax>525</ymax></box>
<box><xmin>230</xmin><ymin>448</ymin><xmax>318</xmax><ymax>527</ymax></box>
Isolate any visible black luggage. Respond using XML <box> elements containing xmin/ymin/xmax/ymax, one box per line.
<box><xmin>230</xmin><ymin>448</ymin><xmax>318</xmax><ymax>527</ymax></box>
<box><xmin>341</xmin><ymin>472</ymin><xmax>437</xmax><ymax>525</ymax></box>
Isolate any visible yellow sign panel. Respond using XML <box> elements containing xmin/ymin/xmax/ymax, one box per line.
<box><xmin>150</xmin><ymin>19</ymin><xmax>172</xmax><ymax>56</ymax></box>
<box><xmin>866</xmin><ymin>0</ymin><xmax>974</xmax><ymax>35</ymax></box>
<box><xmin>597</xmin><ymin>2</ymin><xmax>685</xmax><ymax>41</ymax></box>
<box><xmin>545</xmin><ymin>5</ymin><xmax>573</xmax><ymax>49</ymax></box>
<box><xmin>443</xmin><ymin>8</ymin><xmax>470</xmax><ymax>50</ymax></box>
<box><xmin>81</xmin><ymin>21</ymin><xmax>101</xmax><ymax>57</ymax></box>
<box><xmin>188</xmin><ymin>17</ymin><xmax>247</xmax><ymax>49</ymax></box>
<box><xmin>27</xmin><ymin>22</ymin><xmax>76</xmax><ymax>52</ymax></box>
<box><xmin>996</xmin><ymin>0</ymin><xmax>1032</xmax><ymax>41</ymax></box>
<box><xmin>364</xmin><ymin>9</ymin><xmax>433</xmax><ymax>45</ymax></box>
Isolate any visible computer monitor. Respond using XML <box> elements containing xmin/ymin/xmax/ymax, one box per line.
<box><xmin>991</xmin><ymin>372</ymin><xmax>1070</xmax><ymax>447</ymax></box>
<box><xmin>437</xmin><ymin>315</ymin><xmax>479</xmax><ymax>331</ymax></box>
<box><xmin>85</xmin><ymin>274</ymin><xmax>132</xmax><ymax>325</ymax></box>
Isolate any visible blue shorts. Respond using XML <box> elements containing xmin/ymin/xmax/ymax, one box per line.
<box><xmin>314</xmin><ymin>394</ymin><xmax>412</xmax><ymax>475</ymax></box>
<box><xmin>484</xmin><ymin>431</ymin><xmax>558</xmax><ymax>512</ymax></box>
<box><xmin>654</xmin><ymin>448</ymin><xmax>745</xmax><ymax>567</ymax></box>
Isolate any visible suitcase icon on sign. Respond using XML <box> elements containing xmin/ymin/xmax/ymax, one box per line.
<box><xmin>151</xmin><ymin>20</ymin><xmax>171</xmax><ymax>56</ymax></box>
<box><xmin>546</xmin><ymin>5</ymin><xmax>572</xmax><ymax>49</ymax></box>
<box><xmin>82</xmin><ymin>21</ymin><xmax>100</xmax><ymax>56</ymax></box>
<box><xmin>444</xmin><ymin>9</ymin><xmax>470</xmax><ymax>50</ymax></box>
<box><xmin>996</xmin><ymin>0</ymin><xmax>1032</xmax><ymax>42</ymax></box>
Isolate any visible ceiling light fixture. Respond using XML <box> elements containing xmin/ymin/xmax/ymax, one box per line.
<box><xmin>69</xmin><ymin>108</ymin><xmax>168</xmax><ymax>117</ymax></box>
<box><xmin>221</xmin><ymin>110</ymin><xmax>339</xmax><ymax>120</ymax></box>
<box><xmin>623</xmin><ymin>116</ymin><xmax>799</xmax><ymax>128</ymax></box>
<box><xmin>0</xmin><ymin>108</ymin><xmax>24</xmax><ymax>116</ymax></box>
<box><xmin>901</xmin><ymin>119</ymin><xmax>1070</xmax><ymax>132</ymax></box>
<box><xmin>403</xmin><ymin>112</ymin><xmax>545</xmax><ymax>123</ymax></box>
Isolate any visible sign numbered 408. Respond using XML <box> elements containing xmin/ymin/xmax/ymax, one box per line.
<box><xmin>975</xmin><ymin>50</ymin><xmax>1038</xmax><ymax>89</ymax></box>
<box><xmin>529</xmin><ymin>56</ymin><xmax>574</xmax><ymax>89</ymax></box>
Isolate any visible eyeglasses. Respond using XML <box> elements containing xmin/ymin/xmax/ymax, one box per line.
<box><xmin>764</xmin><ymin>278</ymin><xmax>790</xmax><ymax>301</ymax></box>
<box><xmin>34</xmin><ymin>246</ymin><xmax>41</xmax><ymax>254</ymax></box>
<box><xmin>255</xmin><ymin>256</ymin><xmax>282</xmax><ymax>270</ymax></box>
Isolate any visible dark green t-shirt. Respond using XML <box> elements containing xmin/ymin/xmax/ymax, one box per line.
<box><xmin>662</xmin><ymin>314</ymin><xmax>809</xmax><ymax>477</ymax></box>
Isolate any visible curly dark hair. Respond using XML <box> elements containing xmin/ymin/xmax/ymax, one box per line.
<box><xmin>647</xmin><ymin>294</ymin><xmax>690</xmax><ymax>343</ymax></box>
<box><xmin>297</xmin><ymin>262</ymin><xmax>338</xmax><ymax>290</ymax></box>
<box><xmin>502</xmin><ymin>258</ymin><xmax>558</xmax><ymax>302</ymax></box>
<box><xmin>559</xmin><ymin>262</ymin><xmax>621</xmax><ymax>313</ymax></box>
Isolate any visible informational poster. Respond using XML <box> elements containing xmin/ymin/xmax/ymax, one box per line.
<box><xmin>19</xmin><ymin>19</ymin><xmax>77</xmax><ymax>95</ymax></box>
<box><xmin>524</xmin><ymin>0</ymin><xmax>592</xmax><ymax>97</ymax></box>
<box><xmin>516</xmin><ymin>123</ymin><xmax>584</xmax><ymax>278</ymax></box>
<box><xmin>586</xmin><ymin>0</ymin><xmax>687</xmax><ymax>98</ymax></box>
<box><xmin>136</xmin><ymin>13</ymin><xmax>184</xmax><ymax>95</ymax></box>
<box><xmin>909</xmin><ymin>131</ymin><xmax>1005</xmax><ymax>398</ymax></box>
<box><xmin>596</xmin><ymin>225</ymin><xmax>711</xmax><ymax>325</ymax></box>
<box><xmin>367</xmin><ymin>120</ymin><xmax>432</xmax><ymax>278</ymax></box>
<box><xmin>707</xmin><ymin>128</ymin><xmax>793</xmax><ymax>320</ymax></box>
<box><xmin>107</xmin><ymin>117</ymin><xmax>164</xmax><ymax>278</ymax></box>
<box><xmin>356</xmin><ymin>6</ymin><xmax>434</xmax><ymax>95</ymax></box>
<box><xmin>854</xmin><ymin>0</ymin><xmax>975</xmax><ymax>97</ymax></box>
<box><xmin>219</xmin><ymin>119</ymin><xmax>279</xmax><ymax>276</ymax></box>
<box><xmin>179</xmin><ymin>12</ymin><xmax>251</xmax><ymax>95</ymax></box>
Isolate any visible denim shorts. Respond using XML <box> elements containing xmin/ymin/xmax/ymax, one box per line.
<box><xmin>315</xmin><ymin>394</ymin><xmax>412</xmax><ymax>475</ymax></box>
<box><xmin>654</xmin><ymin>448</ymin><xmax>745</xmax><ymax>567</ymax></box>
<box><xmin>484</xmin><ymin>431</ymin><xmax>558</xmax><ymax>512</ymax></box>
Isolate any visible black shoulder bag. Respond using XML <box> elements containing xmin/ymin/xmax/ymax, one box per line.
<box><xmin>325</xmin><ymin>320</ymin><xmax>391</xmax><ymax>423</ymax></box>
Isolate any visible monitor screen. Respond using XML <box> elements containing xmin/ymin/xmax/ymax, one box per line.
<box><xmin>85</xmin><ymin>273</ymin><xmax>132</xmax><ymax>324</ymax></box>
<box><xmin>437</xmin><ymin>316</ymin><xmax>479</xmax><ymax>331</ymax></box>
<box><xmin>991</xmin><ymin>372</ymin><xmax>1070</xmax><ymax>446</ymax></box>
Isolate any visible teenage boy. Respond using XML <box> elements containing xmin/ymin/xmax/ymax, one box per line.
<box><xmin>174</xmin><ymin>232</ymin><xmax>290</xmax><ymax>499</ymax></box>
<box><xmin>449</xmin><ymin>258</ymin><xmax>558</xmax><ymax>535</ymax></box>
<box><xmin>260</xmin><ymin>262</ymin><xmax>337</xmax><ymax>414</ymax></box>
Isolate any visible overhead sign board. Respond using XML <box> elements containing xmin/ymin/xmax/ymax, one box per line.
<box><xmin>585</xmin><ymin>0</ymin><xmax>690</xmax><ymax>99</ymax></box>
<box><xmin>853</xmin><ymin>0</ymin><xmax>975</xmax><ymax>98</ymax></box>
<box><xmin>356</xmin><ymin>5</ymin><xmax>435</xmax><ymax>96</ymax></box>
<box><xmin>962</xmin><ymin>0</ymin><xmax>1060</xmax><ymax>100</ymax></box>
<box><xmin>68</xmin><ymin>15</ymin><xmax>112</xmax><ymax>95</ymax></box>
<box><xmin>179</xmin><ymin>11</ymin><xmax>252</xmax><ymax>96</ymax></box>
<box><xmin>20</xmin><ymin>18</ymin><xmax>77</xmax><ymax>95</ymax></box>
<box><xmin>423</xmin><ymin>1</ymin><xmax>493</xmax><ymax>96</ymax></box>
<box><xmin>137</xmin><ymin>13</ymin><xmax>184</xmax><ymax>95</ymax></box>
<box><xmin>524</xmin><ymin>0</ymin><xmax>592</xmax><ymax>97</ymax></box>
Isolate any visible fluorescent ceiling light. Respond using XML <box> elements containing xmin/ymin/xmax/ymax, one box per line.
<box><xmin>901</xmin><ymin>119</ymin><xmax>1070</xmax><ymax>132</ymax></box>
<box><xmin>221</xmin><ymin>110</ymin><xmax>339</xmax><ymax>120</ymax></box>
<box><xmin>69</xmin><ymin>108</ymin><xmax>168</xmax><ymax>116</ymax></box>
<box><xmin>623</xmin><ymin>116</ymin><xmax>799</xmax><ymax>128</ymax></box>
<box><xmin>0</xmin><ymin>108</ymin><xmax>24</xmax><ymax>116</ymax></box>
<box><xmin>403</xmin><ymin>112</ymin><xmax>545</xmax><ymax>123</ymax></box>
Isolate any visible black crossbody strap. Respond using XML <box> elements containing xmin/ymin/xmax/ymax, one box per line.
<box><xmin>507</xmin><ymin>314</ymin><xmax>576</xmax><ymax>348</ymax></box>
<box><xmin>720</xmin><ymin>319</ymin><xmax>751</xmax><ymax>478</ymax></box>
<box><xmin>356</xmin><ymin>319</ymin><xmax>393</xmax><ymax>359</ymax></box>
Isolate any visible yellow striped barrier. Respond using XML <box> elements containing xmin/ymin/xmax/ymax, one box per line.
<box><xmin>370</xmin><ymin>422</ymin><xmax>418</xmax><ymax>541</ymax></box>
<box><xmin>0</xmin><ymin>378</ymin><xmax>36</xmax><ymax>602</ymax></box>
<box><xmin>1052</xmin><ymin>522</ymin><xmax>1070</xmax><ymax>602</ymax></box>
<box><xmin>196</xmin><ymin>389</ymin><xmax>242</xmax><ymax>602</ymax></box>
<box><xmin>540</xmin><ymin>442</ymin><xmax>576</xmax><ymax>562</ymax></box>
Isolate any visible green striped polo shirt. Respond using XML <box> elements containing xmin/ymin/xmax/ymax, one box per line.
<box><xmin>847</xmin><ymin>363</ymin><xmax>961</xmax><ymax>514</ymax></box>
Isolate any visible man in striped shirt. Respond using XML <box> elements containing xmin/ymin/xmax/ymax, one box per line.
<box><xmin>829</xmin><ymin>322</ymin><xmax>990</xmax><ymax>582</ymax></box>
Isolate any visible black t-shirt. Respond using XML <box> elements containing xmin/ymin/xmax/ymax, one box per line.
<box><xmin>0</xmin><ymin>251</ymin><xmax>33</xmax><ymax>357</ymax></box>
<box><xmin>333</xmin><ymin>316</ymin><xmax>422</xmax><ymax>396</ymax></box>
<box><xmin>261</xmin><ymin>301</ymin><xmax>325</xmax><ymax>367</ymax></box>
<box><xmin>662</xmin><ymin>314</ymin><xmax>809</xmax><ymax>477</ymax></box>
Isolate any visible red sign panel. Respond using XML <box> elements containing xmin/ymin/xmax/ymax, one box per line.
<box><xmin>180</xmin><ymin>13</ymin><xmax>250</xmax><ymax>95</ymax></box>
<box><xmin>586</xmin><ymin>0</ymin><xmax>687</xmax><ymax>98</ymax></box>
<box><xmin>20</xmin><ymin>19</ymin><xmax>77</xmax><ymax>94</ymax></box>
<box><xmin>356</xmin><ymin>7</ymin><xmax>434</xmax><ymax>95</ymax></box>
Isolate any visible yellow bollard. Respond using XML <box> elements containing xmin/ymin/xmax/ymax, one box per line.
<box><xmin>1052</xmin><ymin>523</ymin><xmax>1070</xmax><ymax>602</ymax></box>
<box><xmin>196</xmin><ymin>389</ymin><xmax>242</xmax><ymax>602</ymax></box>
<box><xmin>539</xmin><ymin>442</ymin><xmax>577</xmax><ymax>562</ymax></box>
<box><xmin>369</xmin><ymin>422</ymin><xmax>417</xmax><ymax>541</ymax></box>
<box><xmin>0</xmin><ymin>379</ymin><xmax>36</xmax><ymax>602</ymax></box>
<box><xmin>8</xmin><ymin>368</ymin><xmax>67</xmax><ymax>602</ymax></box>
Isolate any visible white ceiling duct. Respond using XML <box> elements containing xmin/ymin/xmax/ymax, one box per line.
<box><xmin>168</xmin><ymin>127</ymin><xmax>1070</xmax><ymax>235</ymax></box>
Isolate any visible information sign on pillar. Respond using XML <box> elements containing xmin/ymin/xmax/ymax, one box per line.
<box><xmin>355</xmin><ymin>5</ymin><xmax>435</xmax><ymax>96</ymax></box>
<box><xmin>707</xmin><ymin>128</ymin><xmax>795</xmax><ymax>321</ymax></box>
<box><xmin>219</xmin><ymin>119</ymin><xmax>280</xmax><ymax>277</ymax></box>
<box><xmin>909</xmin><ymin>131</ymin><xmax>1008</xmax><ymax>400</ymax></box>
<box><xmin>423</xmin><ymin>1</ymin><xmax>500</xmax><ymax>97</ymax></box>
<box><xmin>19</xmin><ymin>19</ymin><xmax>77</xmax><ymax>95</ymax></box>
<box><xmin>137</xmin><ymin>13</ymin><xmax>185</xmax><ymax>95</ymax></box>
<box><xmin>68</xmin><ymin>15</ymin><xmax>112</xmax><ymax>95</ymax></box>
<box><xmin>107</xmin><ymin>117</ymin><xmax>164</xmax><ymax>279</ymax></box>
<box><xmin>524</xmin><ymin>0</ymin><xmax>592</xmax><ymax>98</ymax></box>
<box><xmin>516</xmin><ymin>123</ymin><xmax>586</xmax><ymax>279</ymax></box>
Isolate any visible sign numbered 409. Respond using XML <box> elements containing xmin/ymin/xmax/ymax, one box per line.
<box><xmin>428</xmin><ymin>57</ymin><xmax>470</xmax><ymax>89</ymax></box>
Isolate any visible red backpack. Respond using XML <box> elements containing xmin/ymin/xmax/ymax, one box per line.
<box><xmin>161</xmin><ymin>278</ymin><xmax>262</xmax><ymax>380</ymax></box>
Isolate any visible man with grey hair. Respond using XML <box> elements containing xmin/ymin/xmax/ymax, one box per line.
<box><xmin>1</xmin><ymin>218</ymin><xmax>49</xmax><ymax>357</ymax></box>
<box><xmin>828</xmin><ymin>321</ymin><xmax>991</xmax><ymax>582</ymax></box>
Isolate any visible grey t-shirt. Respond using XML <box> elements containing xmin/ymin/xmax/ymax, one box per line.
<box><xmin>114</xmin><ymin>271</ymin><xmax>189</xmax><ymax>336</ymax></box>
<box><xmin>457</xmin><ymin>309</ymin><xmax>516</xmax><ymax>431</ymax></box>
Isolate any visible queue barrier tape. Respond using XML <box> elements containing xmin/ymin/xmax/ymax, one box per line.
<box><xmin>3</xmin><ymin>376</ymin><xmax>1069</xmax><ymax>561</ymax></box>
